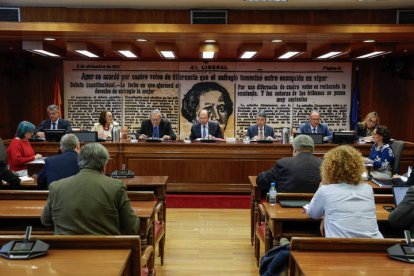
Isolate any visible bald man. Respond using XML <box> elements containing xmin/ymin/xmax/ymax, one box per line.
<box><xmin>189</xmin><ymin>109</ymin><xmax>223</xmax><ymax>140</ymax></box>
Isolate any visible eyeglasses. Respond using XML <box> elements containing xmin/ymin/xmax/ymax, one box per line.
<box><xmin>310</xmin><ymin>118</ymin><xmax>320</xmax><ymax>121</ymax></box>
<box><xmin>151</xmin><ymin>118</ymin><xmax>161</xmax><ymax>122</ymax></box>
<box><xmin>368</xmin><ymin>119</ymin><xmax>378</xmax><ymax>124</ymax></box>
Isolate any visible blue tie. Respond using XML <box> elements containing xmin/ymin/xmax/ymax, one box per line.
<box><xmin>202</xmin><ymin>126</ymin><xmax>207</xmax><ymax>139</ymax></box>
<box><xmin>313</xmin><ymin>128</ymin><xmax>317</xmax><ymax>134</ymax></box>
<box><xmin>153</xmin><ymin>127</ymin><xmax>159</xmax><ymax>138</ymax></box>
<box><xmin>52</xmin><ymin>122</ymin><xmax>56</xmax><ymax>130</ymax></box>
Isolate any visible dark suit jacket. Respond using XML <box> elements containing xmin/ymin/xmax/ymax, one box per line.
<box><xmin>37</xmin><ymin>118</ymin><xmax>72</xmax><ymax>133</ymax></box>
<box><xmin>41</xmin><ymin>168</ymin><xmax>140</xmax><ymax>235</ymax></box>
<box><xmin>136</xmin><ymin>119</ymin><xmax>176</xmax><ymax>140</ymax></box>
<box><xmin>256</xmin><ymin>152</ymin><xmax>322</xmax><ymax>193</ymax></box>
<box><xmin>389</xmin><ymin>184</ymin><xmax>414</xmax><ymax>235</ymax></box>
<box><xmin>190</xmin><ymin>121</ymin><xmax>223</xmax><ymax>140</ymax></box>
<box><xmin>0</xmin><ymin>160</ymin><xmax>21</xmax><ymax>188</ymax></box>
<box><xmin>37</xmin><ymin>150</ymin><xmax>79</xmax><ymax>189</ymax></box>
<box><xmin>297</xmin><ymin>122</ymin><xmax>332</xmax><ymax>141</ymax></box>
<box><xmin>247</xmin><ymin>124</ymin><xmax>275</xmax><ymax>139</ymax></box>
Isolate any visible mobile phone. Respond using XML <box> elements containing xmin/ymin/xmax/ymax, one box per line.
<box><xmin>383</xmin><ymin>205</ymin><xmax>395</xmax><ymax>212</ymax></box>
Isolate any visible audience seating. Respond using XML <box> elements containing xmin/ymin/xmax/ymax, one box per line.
<box><xmin>0</xmin><ymin>235</ymin><xmax>154</xmax><ymax>276</ymax></box>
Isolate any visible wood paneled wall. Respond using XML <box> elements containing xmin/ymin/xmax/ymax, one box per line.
<box><xmin>1</xmin><ymin>53</ymin><xmax>413</xmax><ymax>142</ymax></box>
<box><xmin>20</xmin><ymin>8</ymin><xmax>397</xmax><ymax>24</ymax></box>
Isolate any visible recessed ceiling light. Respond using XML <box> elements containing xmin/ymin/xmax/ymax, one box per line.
<box><xmin>44</xmin><ymin>38</ymin><xmax>56</xmax><ymax>41</ymax></box>
<box><xmin>136</xmin><ymin>38</ymin><xmax>148</xmax><ymax>42</ymax></box>
<box><xmin>204</xmin><ymin>40</ymin><xmax>216</xmax><ymax>43</ymax></box>
<box><xmin>271</xmin><ymin>39</ymin><xmax>283</xmax><ymax>43</ymax></box>
<box><xmin>363</xmin><ymin>40</ymin><xmax>376</xmax><ymax>43</ymax></box>
<box><xmin>356</xmin><ymin>51</ymin><xmax>391</xmax><ymax>59</ymax></box>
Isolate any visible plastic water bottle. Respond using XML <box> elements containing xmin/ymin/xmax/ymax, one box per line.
<box><xmin>269</xmin><ymin>182</ymin><xmax>277</xmax><ymax>206</ymax></box>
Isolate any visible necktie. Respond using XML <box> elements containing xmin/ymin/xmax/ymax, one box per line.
<box><xmin>202</xmin><ymin>126</ymin><xmax>207</xmax><ymax>139</ymax></box>
<box><xmin>259</xmin><ymin>127</ymin><xmax>264</xmax><ymax>139</ymax></box>
<box><xmin>313</xmin><ymin>128</ymin><xmax>317</xmax><ymax>134</ymax></box>
<box><xmin>52</xmin><ymin>122</ymin><xmax>56</xmax><ymax>130</ymax></box>
<box><xmin>153</xmin><ymin>127</ymin><xmax>159</xmax><ymax>138</ymax></box>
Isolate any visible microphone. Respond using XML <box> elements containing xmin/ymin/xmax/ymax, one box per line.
<box><xmin>405</xmin><ymin>230</ymin><xmax>412</xmax><ymax>246</ymax></box>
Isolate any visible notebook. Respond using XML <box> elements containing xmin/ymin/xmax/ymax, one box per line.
<box><xmin>279</xmin><ymin>200</ymin><xmax>310</xmax><ymax>208</ymax></box>
<box><xmin>392</xmin><ymin>185</ymin><xmax>410</xmax><ymax>206</ymax></box>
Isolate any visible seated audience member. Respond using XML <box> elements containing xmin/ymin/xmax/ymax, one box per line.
<box><xmin>91</xmin><ymin>110</ymin><xmax>118</xmax><ymax>140</ymax></box>
<box><xmin>190</xmin><ymin>109</ymin><xmax>223</xmax><ymax>140</ymax></box>
<box><xmin>388</xmin><ymin>172</ymin><xmax>414</xmax><ymax>235</ymax></box>
<box><xmin>37</xmin><ymin>134</ymin><xmax>80</xmax><ymax>190</ymax></box>
<box><xmin>136</xmin><ymin>109</ymin><xmax>176</xmax><ymax>140</ymax></box>
<box><xmin>355</xmin><ymin>111</ymin><xmax>380</xmax><ymax>141</ymax></box>
<box><xmin>393</xmin><ymin>168</ymin><xmax>414</xmax><ymax>186</ymax></box>
<box><xmin>41</xmin><ymin>143</ymin><xmax>140</xmax><ymax>235</ymax></box>
<box><xmin>297</xmin><ymin>110</ymin><xmax>332</xmax><ymax>141</ymax></box>
<box><xmin>256</xmin><ymin>135</ymin><xmax>322</xmax><ymax>192</ymax></box>
<box><xmin>364</xmin><ymin>125</ymin><xmax>394</xmax><ymax>179</ymax></box>
<box><xmin>307</xmin><ymin>145</ymin><xmax>383</xmax><ymax>238</ymax></box>
<box><xmin>7</xmin><ymin>121</ymin><xmax>42</xmax><ymax>176</ymax></box>
<box><xmin>246</xmin><ymin>111</ymin><xmax>275</xmax><ymax>140</ymax></box>
<box><xmin>36</xmin><ymin>105</ymin><xmax>72</xmax><ymax>138</ymax></box>
<box><xmin>0</xmin><ymin>160</ymin><xmax>21</xmax><ymax>188</ymax></box>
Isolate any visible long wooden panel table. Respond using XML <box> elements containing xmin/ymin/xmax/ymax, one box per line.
<box><xmin>8</xmin><ymin>140</ymin><xmax>413</xmax><ymax>194</ymax></box>
<box><xmin>0</xmin><ymin>249</ymin><xmax>131</xmax><ymax>276</ymax></box>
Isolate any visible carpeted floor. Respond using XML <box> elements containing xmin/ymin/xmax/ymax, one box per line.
<box><xmin>166</xmin><ymin>194</ymin><xmax>250</xmax><ymax>208</ymax></box>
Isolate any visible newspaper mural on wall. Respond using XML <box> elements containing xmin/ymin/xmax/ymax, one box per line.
<box><xmin>64</xmin><ymin>61</ymin><xmax>351</xmax><ymax>139</ymax></box>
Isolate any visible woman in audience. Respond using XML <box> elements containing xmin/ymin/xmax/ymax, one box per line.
<box><xmin>365</xmin><ymin>125</ymin><xmax>394</xmax><ymax>179</ymax></box>
<box><xmin>307</xmin><ymin>145</ymin><xmax>383</xmax><ymax>238</ymax></box>
<box><xmin>355</xmin><ymin>111</ymin><xmax>380</xmax><ymax>141</ymax></box>
<box><xmin>91</xmin><ymin>110</ymin><xmax>118</xmax><ymax>140</ymax></box>
<box><xmin>7</xmin><ymin>121</ymin><xmax>43</xmax><ymax>176</ymax></box>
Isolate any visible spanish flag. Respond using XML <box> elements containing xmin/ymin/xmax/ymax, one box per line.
<box><xmin>53</xmin><ymin>77</ymin><xmax>63</xmax><ymax>117</ymax></box>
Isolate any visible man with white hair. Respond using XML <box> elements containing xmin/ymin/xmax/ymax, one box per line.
<box><xmin>297</xmin><ymin>110</ymin><xmax>332</xmax><ymax>141</ymax></box>
<box><xmin>256</xmin><ymin>135</ymin><xmax>322</xmax><ymax>192</ymax></box>
<box><xmin>41</xmin><ymin>143</ymin><xmax>140</xmax><ymax>235</ymax></box>
<box><xmin>137</xmin><ymin>109</ymin><xmax>176</xmax><ymax>140</ymax></box>
<box><xmin>38</xmin><ymin>133</ymin><xmax>80</xmax><ymax>189</ymax></box>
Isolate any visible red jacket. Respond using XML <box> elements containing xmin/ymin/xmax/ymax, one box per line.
<box><xmin>7</xmin><ymin>138</ymin><xmax>35</xmax><ymax>172</ymax></box>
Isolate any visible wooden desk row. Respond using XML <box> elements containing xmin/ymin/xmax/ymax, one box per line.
<box><xmin>8</xmin><ymin>140</ymin><xmax>413</xmax><ymax>193</ymax></box>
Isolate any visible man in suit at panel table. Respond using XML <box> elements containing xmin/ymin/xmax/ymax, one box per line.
<box><xmin>256</xmin><ymin>135</ymin><xmax>322</xmax><ymax>192</ymax></box>
<box><xmin>246</xmin><ymin>111</ymin><xmax>275</xmax><ymax>140</ymax></box>
<box><xmin>37</xmin><ymin>134</ymin><xmax>80</xmax><ymax>190</ymax></box>
<box><xmin>136</xmin><ymin>109</ymin><xmax>176</xmax><ymax>141</ymax></box>
<box><xmin>297</xmin><ymin>110</ymin><xmax>333</xmax><ymax>142</ymax></box>
<box><xmin>41</xmin><ymin>143</ymin><xmax>140</xmax><ymax>235</ymax></box>
<box><xmin>190</xmin><ymin>109</ymin><xmax>223</xmax><ymax>140</ymax></box>
<box><xmin>35</xmin><ymin>104</ymin><xmax>72</xmax><ymax>139</ymax></box>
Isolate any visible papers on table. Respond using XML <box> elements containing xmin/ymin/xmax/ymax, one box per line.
<box><xmin>27</xmin><ymin>158</ymin><xmax>46</xmax><ymax>165</ymax></box>
<box><xmin>19</xmin><ymin>176</ymin><xmax>34</xmax><ymax>182</ymax></box>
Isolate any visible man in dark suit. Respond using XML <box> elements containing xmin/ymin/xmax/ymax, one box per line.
<box><xmin>37</xmin><ymin>134</ymin><xmax>80</xmax><ymax>189</ymax></box>
<box><xmin>389</xmin><ymin>171</ymin><xmax>414</xmax><ymax>235</ymax></box>
<box><xmin>136</xmin><ymin>109</ymin><xmax>176</xmax><ymax>140</ymax></box>
<box><xmin>190</xmin><ymin>109</ymin><xmax>223</xmax><ymax>140</ymax></box>
<box><xmin>41</xmin><ymin>143</ymin><xmax>140</xmax><ymax>235</ymax></box>
<box><xmin>0</xmin><ymin>160</ymin><xmax>21</xmax><ymax>188</ymax></box>
<box><xmin>36</xmin><ymin>104</ymin><xmax>72</xmax><ymax>138</ymax></box>
<box><xmin>297</xmin><ymin>110</ymin><xmax>332</xmax><ymax>141</ymax></box>
<box><xmin>256</xmin><ymin>135</ymin><xmax>322</xmax><ymax>192</ymax></box>
<box><xmin>246</xmin><ymin>111</ymin><xmax>275</xmax><ymax>140</ymax></box>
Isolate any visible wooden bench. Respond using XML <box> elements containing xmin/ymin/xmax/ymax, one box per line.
<box><xmin>289</xmin><ymin>237</ymin><xmax>406</xmax><ymax>276</ymax></box>
<box><xmin>0</xmin><ymin>235</ymin><xmax>154</xmax><ymax>276</ymax></box>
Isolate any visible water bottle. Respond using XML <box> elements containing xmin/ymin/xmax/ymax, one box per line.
<box><xmin>112</xmin><ymin>124</ymin><xmax>120</xmax><ymax>142</ymax></box>
<box><xmin>282</xmin><ymin>127</ymin><xmax>289</xmax><ymax>144</ymax></box>
<box><xmin>269</xmin><ymin>182</ymin><xmax>277</xmax><ymax>206</ymax></box>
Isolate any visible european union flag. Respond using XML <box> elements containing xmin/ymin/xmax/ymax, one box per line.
<box><xmin>351</xmin><ymin>71</ymin><xmax>360</xmax><ymax>130</ymax></box>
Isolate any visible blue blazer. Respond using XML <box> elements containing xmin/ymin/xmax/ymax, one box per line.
<box><xmin>37</xmin><ymin>150</ymin><xmax>79</xmax><ymax>189</ymax></box>
<box><xmin>297</xmin><ymin>122</ymin><xmax>333</xmax><ymax>141</ymax></box>
<box><xmin>37</xmin><ymin>119</ymin><xmax>72</xmax><ymax>133</ymax></box>
<box><xmin>190</xmin><ymin>121</ymin><xmax>223</xmax><ymax>140</ymax></box>
<box><xmin>246</xmin><ymin>124</ymin><xmax>275</xmax><ymax>139</ymax></box>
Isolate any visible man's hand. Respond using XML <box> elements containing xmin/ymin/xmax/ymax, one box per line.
<box><xmin>37</xmin><ymin>132</ymin><xmax>45</xmax><ymax>139</ymax></box>
<box><xmin>139</xmin><ymin>134</ymin><xmax>147</xmax><ymax>140</ymax></box>
<box><xmin>161</xmin><ymin>135</ymin><xmax>171</xmax><ymax>140</ymax></box>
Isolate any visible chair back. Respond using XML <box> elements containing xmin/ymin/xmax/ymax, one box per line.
<box><xmin>0</xmin><ymin>138</ymin><xmax>7</xmax><ymax>162</ymax></box>
<box><xmin>391</xmin><ymin>140</ymin><xmax>404</xmax><ymax>174</ymax></box>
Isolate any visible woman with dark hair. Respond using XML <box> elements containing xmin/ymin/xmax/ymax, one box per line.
<box><xmin>365</xmin><ymin>125</ymin><xmax>394</xmax><ymax>179</ymax></box>
<box><xmin>355</xmin><ymin>111</ymin><xmax>380</xmax><ymax>141</ymax></box>
<box><xmin>7</xmin><ymin>121</ymin><xmax>43</xmax><ymax>176</ymax></box>
<box><xmin>91</xmin><ymin>111</ymin><xmax>118</xmax><ymax>140</ymax></box>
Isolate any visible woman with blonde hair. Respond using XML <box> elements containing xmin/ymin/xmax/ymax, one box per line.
<box><xmin>306</xmin><ymin>145</ymin><xmax>383</xmax><ymax>238</ymax></box>
<box><xmin>355</xmin><ymin>111</ymin><xmax>379</xmax><ymax>141</ymax></box>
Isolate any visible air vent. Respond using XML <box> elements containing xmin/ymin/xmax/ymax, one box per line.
<box><xmin>0</xmin><ymin>7</ymin><xmax>20</xmax><ymax>22</ymax></box>
<box><xmin>397</xmin><ymin>10</ymin><xmax>414</xmax><ymax>24</ymax></box>
<box><xmin>191</xmin><ymin>10</ymin><xmax>227</xmax><ymax>24</ymax></box>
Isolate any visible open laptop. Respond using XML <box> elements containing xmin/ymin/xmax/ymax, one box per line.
<box><xmin>294</xmin><ymin>133</ymin><xmax>324</xmax><ymax>144</ymax></box>
<box><xmin>72</xmin><ymin>131</ymin><xmax>98</xmax><ymax>142</ymax></box>
<box><xmin>393</xmin><ymin>185</ymin><xmax>410</xmax><ymax>206</ymax></box>
<box><xmin>279</xmin><ymin>199</ymin><xmax>310</xmax><ymax>208</ymax></box>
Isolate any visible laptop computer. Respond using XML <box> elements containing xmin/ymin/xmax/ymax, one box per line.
<box><xmin>72</xmin><ymin>131</ymin><xmax>98</xmax><ymax>142</ymax></box>
<box><xmin>44</xmin><ymin>129</ymin><xmax>66</xmax><ymax>142</ymax></box>
<box><xmin>392</xmin><ymin>185</ymin><xmax>410</xmax><ymax>206</ymax></box>
<box><xmin>279</xmin><ymin>199</ymin><xmax>310</xmax><ymax>208</ymax></box>
<box><xmin>294</xmin><ymin>133</ymin><xmax>324</xmax><ymax>144</ymax></box>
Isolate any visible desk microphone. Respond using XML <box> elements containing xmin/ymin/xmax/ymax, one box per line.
<box><xmin>25</xmin><ymin>226</ymin><xmax>32</xmax><ymax>241</ymax></box>
<box><xmin>405</xmin><ymin>230</ymin><xmax>412</xmax><ymax>246</ymax></box>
